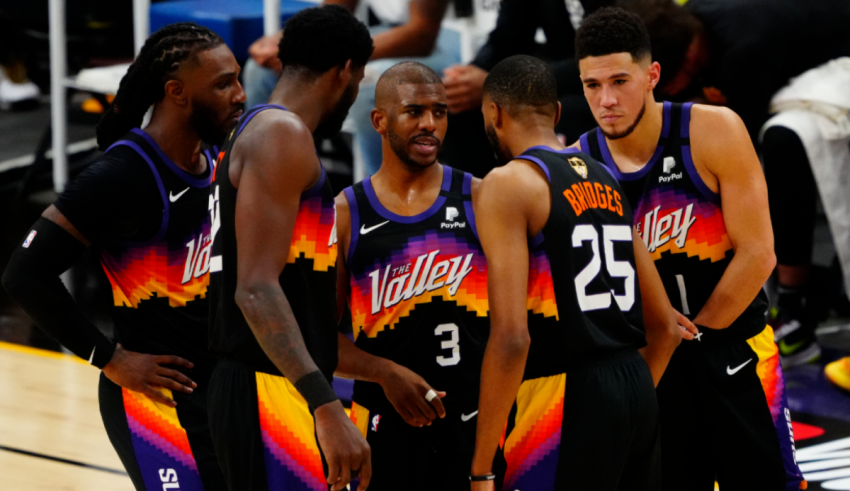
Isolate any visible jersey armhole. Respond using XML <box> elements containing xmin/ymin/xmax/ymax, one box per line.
<box><xmin>343</xmin><ymin>186</ymin><xmax>360</xmax><ymax>266</ymax></box>
<box><xmin>105</xmin><ymin>140</ymin><xmax>169</xmax><ymax>244</ymax></box>
<box><xmin>515</xmin><ymin>155</ymin><xmax>551</xmax><ymax>182</ymax></box>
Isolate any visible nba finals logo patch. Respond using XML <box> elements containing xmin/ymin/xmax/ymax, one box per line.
<box><xmin>568</xmin><ymin>157</ymin><xmax>588</xmax><ymax>179</ymax></box>
<box><xmin>371</xmin><ymin>414</ymin><xmax>381</xmax><ymax>432</ymax></box>
<box><xmin>22</xmin><ymin>230</ymin><xmax>37</xmax><ymax>248</ymax></box>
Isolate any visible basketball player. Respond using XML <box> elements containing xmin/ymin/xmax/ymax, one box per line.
<box><xmin>333</xmin><ymin>61</ymin><xmax>488</xmax><ymax>491</ymax></box>
<box><xmin>470</xmin><ymin>55</ymin><xmax>690</xmax><ymax>491</ymax></box>
<box><xmin>2</xmin><ymin>23</ymin><xmax>243</xmax><ymax>490</ymax></box>
<box><xmin>573</xmin><ymin>8</ymin><xmax>805</xmax><ymax>490</ymax></box>
<box><xmin>206</xmin><ymin>6</ymin><xmax>373</xmax><ymax>491</ymax></box>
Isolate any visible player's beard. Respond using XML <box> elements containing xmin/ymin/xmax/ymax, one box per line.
<box><xmin>314</xmin><ymin>80</ymin><xmax>359</xmax><ymax>139</ymax></box>
<box><xmin>600</xmin><ymin>100</ymin><xmax>646</xmax><ymax>140</ymax></box>
<box><xmin>190</xmin><ymin>98</ymin><xmax>240</xmax><ymax>146</ymax></box>
<box><xmin>485</xmin><ymin>123</ymin><xmax>512</xmax><ymax>165</ymax></box>
<box><xmin>387</xmin><ymin>123</ymin><xmax>441</xmax><ymax>169</ymax></box>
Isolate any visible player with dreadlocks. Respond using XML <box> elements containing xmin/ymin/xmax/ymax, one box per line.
<box><xmin>2</xmin><ymin>22</ymin><xmax>244</xmax><ymax>490</ymax></box>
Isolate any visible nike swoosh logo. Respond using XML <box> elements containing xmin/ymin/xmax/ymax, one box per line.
<box><xmin>87</xmin><ymin>346</ymin><xmax>96</xmax><ymax>364</ymax></box>
<box><xmin>461</xmin><ymin>411</ymin><xmax>478</xmax><ymax>422</ymax></box>
<box><xmin>360</xmin><ymin>221</ymin><xmax>390</xmax><ymax>235</ymax></box>
<box><xmin>779</xmin><ymin>338</ymin><xmax>807</xmax><ymax>356</ymax></box>
<box><xmin>727</xmin><ymin>358</ymin><xmax>753</xmax><ymax>376</ymax></box>
<box><xmin>169</xmin><ymin>187</ymin><xmax>190</xmax><ymax>202</ymax></box>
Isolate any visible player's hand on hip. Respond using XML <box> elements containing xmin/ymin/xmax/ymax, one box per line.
<box><xmin>380</xmin><ymin>363</ymin><xmax>446</xmax><ymax>427</ymax></box>
<box><xmin>102</xmin><ymin>343</ymin><xmax>196</xmax><ymax>407</ymax></box>
<box><xmin>315</xmin><ymin>400</ymin><xmax>372</xmax><ymax>491</ymax></box>
<box><xmin>675</xmin><ymin>309</ymin><xmax>699</xmax><ymax>340</ymax></box>
<box><xmin>471</xmin><ymin>480</ymin><xmax>495</xmax><ymax>491</ymax></box>
<box><xmin>442</xmin><ymin>64</ymin><xmax>488</xmax><ymax>114</ymax></box>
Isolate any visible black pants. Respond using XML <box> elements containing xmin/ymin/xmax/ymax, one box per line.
<box><xmin>207</xmin><ymin>359</ymin><xmax>329</xmax><ymax>491</ymax></box>
<box><xmin>348</xmin><ymin>399</ymin><xmax>479</xmax><ymax>491</ymax></box>
<box><xmin>503</xmin><ymin>350</ymin><xmax>660</xmax><ymax>491</ymax></box>
<box><xmin>763</xmin><ymin>125</ymin><xmax>817</xmax><ymax>267</ymax></box>
<box><xmin>99</xmin><ymin>372</ymin><xmax>226</xmax><ymax>491</ymax></box>
<box><xmin>656</xmin><ymin>327</ymin><xmax>805</xmax><ymax>491</ymax></box>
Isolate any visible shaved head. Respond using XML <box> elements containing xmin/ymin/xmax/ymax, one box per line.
<box><xmin>375</xmin><ymin>61</ymin><xmax>443</xmax><ymax>109</ymax></box>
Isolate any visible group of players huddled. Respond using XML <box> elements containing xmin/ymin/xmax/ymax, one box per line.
<box><xmin>2</xmin><ymin>5</ymin><xmax>809</xmax><ymax>491</ymax></box>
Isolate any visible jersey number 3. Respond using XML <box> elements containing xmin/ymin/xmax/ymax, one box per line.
<box><xmin>572</xmin><ymin>224</ymin><xmax>635</xmax><ymax>312</ymax></box>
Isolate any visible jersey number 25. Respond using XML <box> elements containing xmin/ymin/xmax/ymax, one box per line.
<box><xmin>572</xmin><ymin>224</ymin><xmax>635</xmax><ymax>312</ymax></box>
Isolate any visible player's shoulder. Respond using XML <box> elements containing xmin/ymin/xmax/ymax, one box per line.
<box><xmin>483</xmin><ymin>158</ymin><xmax>549</xmax><ymax>197</ymax></box>
<box><xmin>74</xmin><ymin>146</ymin><xmax>155</xmax><ymax>187</ymax></box>
<box><xmin>237</xmin><ymin>109</ymin><xmax>313</xmax><ymax>154</ymax></box>
<box><xmin>690</xmin><ymin>103</ymin><xmax>747</xmax><ymax>137</ymax></box>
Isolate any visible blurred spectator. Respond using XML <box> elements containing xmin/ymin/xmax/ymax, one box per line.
<box><xmin>761</xmin><ymin>58</ymin><xmax>850</xmax><ymax>367</ymax></box>
<box><xmin>440</xmin><ymin>0</ymin><xmax>613</xmax><ymax>177</ymax></box>
<box><xmin>244</xmin><ymin>0</ymin><xmax>481</xmax><ymax>177</ymax></box>
<box><xmin>629</xmin><ymin>0</ymin><xmax>850</xmax><ymax>141</ymax></box>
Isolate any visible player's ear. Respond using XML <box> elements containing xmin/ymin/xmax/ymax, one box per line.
<box><xmin>492</xmin><ymin>102</ymin><xmax>505</xmax><ymax>129</ymax></box>
<box><xmin>648</xmin><ymin>61</ymin><xmax>661</xmax><ymax>90</ymax></box>
<box><xmin>339</xmin><ymin>59</ymin><xmax>353</xmax><ymax>87</ymax></box>
<box><xmin>371</xmin><ymin>108</ymin><xmax>387</xmax><ymax>135</ymax></box>
<box><xmin>553</xmin><ymin>101</ymin><xmax>562</xmax><ymax>126</ymax></box>
<box><xmin>164</xmin><ymin>79</ymin><xmax>187</xmax><ymax>107</ymax></box>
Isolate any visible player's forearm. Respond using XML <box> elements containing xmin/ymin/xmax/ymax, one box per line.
<box><xmin>335</xmin><ymin>332</ymin><xmax>395</xmax><ymax>383</ymax></box>
<box><xmin>693</xmin><ymin>246</ymin><xmax>776</xmax><ymax>329</ymax></box>
<box><xmin>638</xmin><ymin>329</ymin><xmax>678</xmax><ymax>387</ymax></box>
<box><xmin>235</xmin><ymin>283</ymin><xmax>321</xmax><ymax>381</ymax></box>
<box><xmin>372</xmin><ymin>23</ymin><xmax>439</xmax><ymax>60</ymax></box>
<box><xmin>471</xmin><ymin>328</ymin><xmax>530</xmax><ymax>475</ymax></box>
<box><xmin>2</xmin><ymin>219</ymin><xmax>115</xmax><ymax>368</ymax></box>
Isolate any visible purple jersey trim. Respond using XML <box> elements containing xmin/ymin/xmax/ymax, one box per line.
<box><xmin>681</xmin><ymin>102</ymin><xmax>693</xmax><ymax>138</ymax></box>
<box><xmin>362</xmin><ymin>165</ymin><xmax>451</xmax><ymax>224</ymax></box>
<box><xmin>131</xmin><ymin>129</ymin><xmax>211</xmax><ymax>188</ymax></box>
<box><xmin>462</xmin><ymin>171</ymin><xmax>479</xmax><ymax>240</ymax></box>
<box><xmin>301</xmin><ymin>164</ymin><xmax>327</xmax><ymax>201</ymax></box>
<box><xmin>516</xmin><ymin>155</ymin><xmax>551</xmax><ymax>182</ymax></box>
<box><xmin>596</xmin><ymin>101</ymin><xmax>672</xmax><ymax>182</ymax></box>
<box><xmin>344</xmin><ymin>186</ymin><xmax>360</xmax><ymax>265</ymax></box>
<box><xmin>529</xmin><ymin>231</ymin><xmax>545</xmax><ymax>249</ymax></box>
<box><xmin>522</xmin><ymin>145</ymin><xmax>581</xmax><ymax>155</ymax></box>
<box><xmin>235</xmin><ymin>104</ymin><xmax>288</xmax><ymax>139</ymax></box>
<box><xmin>105</xmin><ymin>140</ymin><xmax>169</xmax><ymax>244</ymax></box>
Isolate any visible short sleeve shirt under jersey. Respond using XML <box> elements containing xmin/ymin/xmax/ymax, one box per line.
<box><xmin>54</xmin><ymin>130</ymin><xmax>219</xmax><ymax>379</ymax></box>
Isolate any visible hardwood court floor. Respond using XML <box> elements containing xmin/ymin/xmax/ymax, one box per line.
<box><xmin>0</xmin><ymin>341</ymin><xmax>133</xmax><ymax>490</ymax></box>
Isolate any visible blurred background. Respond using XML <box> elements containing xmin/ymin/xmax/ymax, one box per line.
<box><xmin>0</xmin><ymin>0</ymin><xmax>848</xmax><ymax>489</ymax></box>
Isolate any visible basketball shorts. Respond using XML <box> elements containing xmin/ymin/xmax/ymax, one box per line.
<box><xmin>348</xmin><ymin>398</ymin><xmax>479</xmax><ymax>491</ymax></box>
<box><xmin>206</xmin><ymin>359</ymin><xmax>328</xmax><ymax>491</ymax></box>
<box><xmin>98</xmin><ymin>372</ymin><xmax>226</xmax><ymax>491</ymax></box>
<box><xmin>656</xmin><ymin>325</ymin><xmax>806</xmax><ymax>491</ymax></box>
<box><xmin>503</xmin><ymin>349</ymin><xmax>660</xmax><ymax>491</ymax></box>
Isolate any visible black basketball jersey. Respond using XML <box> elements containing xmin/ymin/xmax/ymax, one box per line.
<box><xmin>97</xmin><ymin>129</ymin><xmax>218</xmax><ymax>376</ymax></box>
<box><xmin>344</xmin><ymin>165</ymin><xmax>489</xmax><ymax>411</ymax></box>
<box><xmin>580</xmin><ymin>102</ymin><xmax>768</xmax><ymax>338</ymax></box>
<box><xmin>208</xmin><ymin>104</ymin><xmax>339</xmax><ymax>379</ymax></box>
<box><xmin>518</xmin><ymin>146</ymin><xmax>646</xmax><ymax>380</ymax></box>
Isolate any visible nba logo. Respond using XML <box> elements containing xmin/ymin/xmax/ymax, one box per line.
<box><xmin>22</xmin><ymin>230</ymin><xmax>37</xmax><ymax>248</ymax></box>
<box><xmin>446</xmin><ymin>207</ymin><xmax>459</xmax><ymax>222</ymax></box>
<box><xmin>663</xmin><ymin>157</ymin><xmax>676</xmax><ymax>173</ymax></box>
<box><xmin>371</xmin><ymin>414</ymin><xmax>381</xmax><ymax>432</ymax></box>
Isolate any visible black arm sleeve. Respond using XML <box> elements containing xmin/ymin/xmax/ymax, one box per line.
<box><xmin>2</xmin><ymin>218</ymin><xmax>116</xmax><ymax>368</ymax></box>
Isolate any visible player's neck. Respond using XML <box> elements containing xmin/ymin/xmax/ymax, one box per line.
<box><xmin>144</xmin><ymin>108</ymin><xmax>204</xmax><ymax>175</ymax></box>
<box><xmin>371</xmin><ymin>158</ymin><xmax>444</xmax><ymax>216</ymax></box>
<box><xmin>604</xmin><ymin>101</ymin><xmax>664</xmax><ymax>170</ymax></box>
<box><xmin>267</xmin><ymin>79</ymin><xmax>325</xmax><ymax>134</ymax></box>
<box><xmin>505</xmin><ymin>121</ymin><xmax>564</xmax><ymax>158</ymax></box>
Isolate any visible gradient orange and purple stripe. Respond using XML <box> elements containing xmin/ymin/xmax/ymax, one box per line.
<box><xmin>256</xmin><ymin>372</ymin><xmax>326</xmax><ymax>491</ymax></box>
<box><xmin>102</xmin><ymin>238</ymin><xmax>209</xmax><ymax>309</ymax></box>
<box><xmin>503</xmin><ymin>374</ymin><xmax>566</xmax><ymax>490</ymax></box>
<box><xmin>634</xmin><ymin>186</ymin><xmax>732</xmax><ymax>263</ymax></box>
<box><xmin>288</xmin><ymin>194</ymin><xmax>337</xmax><ymax>272</ymax></box>
<box><xmin>527</xmin><ymin>242</ymin><xmax>558</xmax><ymax>320</ymax></box>
<box><xmin>349</xmin><ymin>231</ymin><xmax>488</xmax><ymax>340</ymax></box>
<box><xmin>748</xmin><ymin>326</ymin><xmax>807</xmax><ymax>490</ymax></box>
<box><xmin>123</xmin><ymin>388</ymin><xmax>204</xmax><ymax>490</ymax></box>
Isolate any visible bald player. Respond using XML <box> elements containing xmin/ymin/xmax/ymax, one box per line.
<box><xmin>334</xmin><ymin>61</ymin><xmax>489</xmax><ymax>491</ymax></box>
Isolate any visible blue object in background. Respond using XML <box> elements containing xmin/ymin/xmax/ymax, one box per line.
<box><xmin>149</xmin><ymin>0</ymin><xmax>314</xmax><ymax>61</ymax></box>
